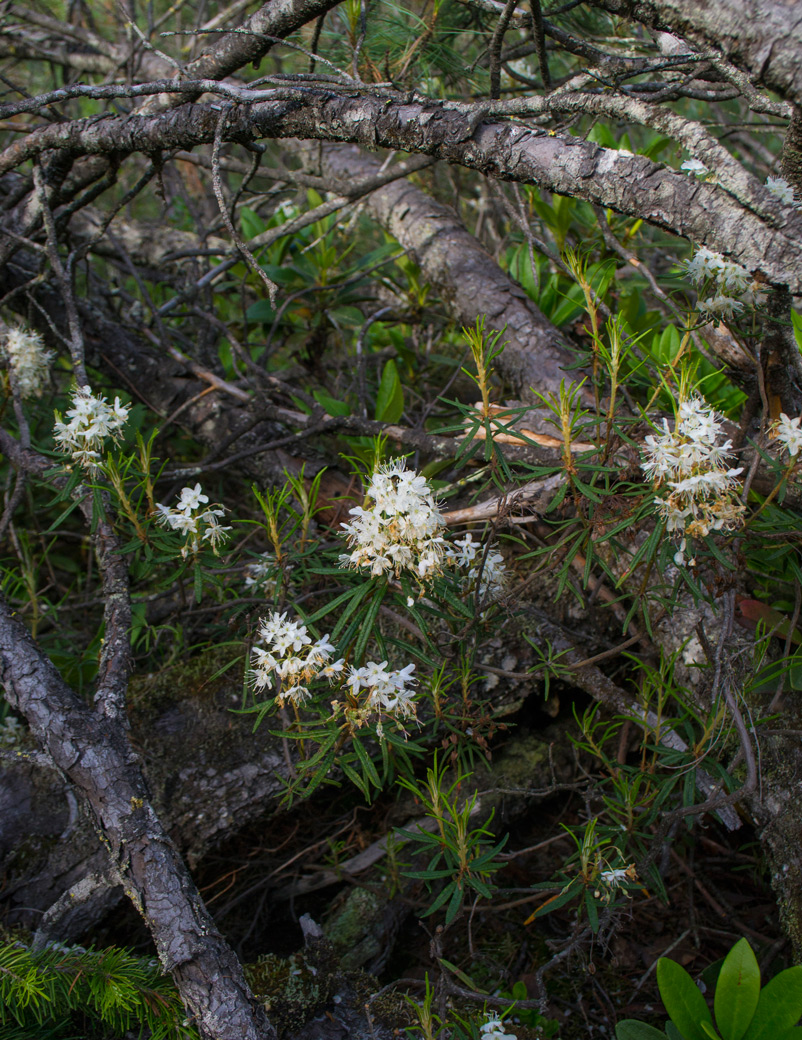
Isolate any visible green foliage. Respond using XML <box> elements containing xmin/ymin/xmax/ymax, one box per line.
<box><xmin>0</xmin><ymin>937</ymin><xmax>196</xmax><ymax>1039</ymax></box>
<box><xmin>616</xmin><ymin>939</ymin><xmax>802</xmax><ymax>1040</ymax></box>
<box><xmin>396</xmin><ymin>754</ymin><xmax>507</xmax><ymax>925</ymax></box>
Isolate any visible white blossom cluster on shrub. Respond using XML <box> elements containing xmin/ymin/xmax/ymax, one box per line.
<box><xmin>156</xmin><ymin>483</ymin><xmax>231</xmax><ymax>557</ymax></box>
<box><xmin>250</xmin><ymin>610</ymin><xmax>342</xmax><ymax>707</ymax></box>
<box><xmin>680</xmin><ymin>161</ymin><xmax>799</xmax><ymax>209</ymax></box>
<box><xmin>339</xmin><ymin>459</ymin><xmax>447</xmax><ymax>580</ymax></box>
<box><xmin>339</xmin><ymin>462</ymin><xmax>507</xmax><ymax>601</ymax></box>
<box><xmin>683</xmin><ymin>247</ymin><xmax>766</xmax><ymax>319</ymax></box>
<box><xmin>345</xmin><ymin>659</ymin><xmax>417</xmax><ymax>719</ymax></box>
<box><xmin>446</xmin><ymin>532</ymin><xmax>506</xmax><ymax>600</ymax></box>
<box><xmin>2</xmin><ymin>326</ymin><xmax>53</xmax><ymax>399</ymax></box>
<box><xmin>774</xmin><ymin>413</ymin><xmax>802</xmax><ymax>459</ymax></box>
<box><xmin>765</xmin><ymin>175</ymin><xmax>799</xmax><ymax>207</ymax></box>
<box><xmin>641</xmin><ymin>396</ymin><xmax>744</xmax><ymax>564</ymax></box>
<box><xmin>480</xmin><ymin>1016</ymin><xmax>517</xmax><ymax>1040</ymax></box>
<box><xmin>249</xmin><ymin>609</ymin><xmax>417</xmax><ymax>723</ymax></box>
<box><xmin>53</xmin><ymin>385</ymin><xmax>130</xmax><ymax>470</ymax></box>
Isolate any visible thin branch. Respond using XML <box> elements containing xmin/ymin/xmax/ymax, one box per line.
<box><xmin>31</xmin><ymin>164</ymin><xmax>87</xmax><ymax>386</ymax></box>
<box><xmin>211</xmin><ymin>106</ymin><xmax>279</xmax><ymax>304</ymax></box>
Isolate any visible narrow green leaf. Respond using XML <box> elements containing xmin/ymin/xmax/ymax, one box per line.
<box><xmin>714</xmin><ymin>939</ymin><xmax>760</xmax><ymax>1040</ymax></box>
<box><xmin>584</xmin><ymin>888</ymin><xmax>599</xmax><ymax>932</ymax></box>
<box><xmin>439</xmin><ymin>959</ymin><xmax>486</xmax><ymax>993</ymax></box>
<box><xmin>375</xmin><ymin>359</ymin><xmax>404</xmax><ymax>423</ymax></box>
<box><xmin>657</xmin><ymin>958</ymin><xmax>715</xmax><ymax>1040</ymax></box>
<box><xmin>353</xmin><ymin>584</ymin><xmax>387</xmax><ymax>662</ymax></box>
<box><xmin>353</xmin><ymin>736</ymin><xmax>381</xmax><ymax>790</ymax></box>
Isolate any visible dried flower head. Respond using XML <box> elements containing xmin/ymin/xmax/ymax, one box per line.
<box><xmin>2</xmin><ymin>326</ymin><xmax>53</xmax><ymax>398</ymax></box>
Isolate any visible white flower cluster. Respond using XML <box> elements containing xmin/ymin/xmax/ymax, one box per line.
<box><xmin>766</xmin><ymin>175</ymin><xmax>799</xmax><ymax>207</ymax></box>
<box><xmin>339</xmin><ymin>460</ymin><xmax>446</xmax><ymax>580</ymax></box>
<box><xmin>249</xmin><ymin>610</ymin><xmax>418</xmax><ymax>723</ymax></box>
<box><xmin>594</xmin><ymin>864</ymin><xmax>637</xmax><ymax>903</ymax></box>
<box><xmin>156</xmin><ymin>483</ymin><xmax>231</xmax><ymax>556</ymax></box>
<box><xmin>53</xmin><ymin>385</ymin><xmax>129</xmax><ymax>470</ymax></box>
<box><xmin>680</xmin><ymin>158</ymin><xmax>707</xmax><ymax>176</ymax></box>
<box><xmin>250</xmin><ymin>610</ymin><xmax>342</xmax><ymax>707</ymax></box>
<box><xmin>684</xmin><ymin>246</ymin><xmax>767</xmax><ymax>318</ymax></box>
<box><xmin>345</xmin><ymin>659</ymin><xmax>417</xmax><ymax>719</ymax></box>
<box><xmin>2</xmin><ymin>326</ymin><xmax>53</xmax><ymax>398</ymax></box>
<box><xmin>446</xmin><ymin>532</ymin><xmax>506</xmax><ymax>600</ymax></box>
<box><xmin>244</xmin><ymin>551</ymin><xmax>278</xmax><ymax>592</ymax></box>
<box><xmin>480</xmin><ymin>1016</ymin><xmax>517</xmax><ymax>1040</ymax></box>
<box><xmin>641</xmin><ymin>396</ymin><xmax>745</xmax><ymax>563</ymax></box>
<box><xmin>775</xmin><ymin>413</ymin><xmax>802</xmax><ymax>458</ymax></box>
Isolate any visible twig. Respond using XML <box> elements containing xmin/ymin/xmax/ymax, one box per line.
<box><xmin>32</xmin><ymin>164</ymin><xmax>87</xmax><ymax>385</ymax></box>
<box><xmin>211</xmin><ymin>106</ymin><xmax>279</xmax><ymax>304</ymax></box>
<box><xmin>489</xmin><ymin>0</ymin><xmax>522</xmax><ymax>99</ymax></box>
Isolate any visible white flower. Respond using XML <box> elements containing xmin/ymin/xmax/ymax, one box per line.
<box><xmin>684</xmin><ymin>246</ymin><xmax>726</xmax><ymax>284</ymax></box>
<box><xmin>346</xmin><ymin>659</ymin><xmax>418</xmax><ymax>720</ymax></box>
<box><xmin>776</xmin><ymin>413</ymin><xmax>802</xmax><ymax>458</ymax></box>
<box><xmin>156</xmin><ymin>484</ymin><xmax>230</xmax><ymax>557</ymax></box>
<box><xmin>177</xmin><ymin>483</ymin><xmax>208</xmax><ymax>511</ymax></box>
<box><xmin>698</xmin><ymin>295</ymin><xmax>744</xmax><ymax>320</ymax></box>
<box><xmin>719</xmin><ymin>262</ymin><xmax>750</xmax><ymax>295</ymax></box>
<box><xmin>599</xmin><ymin>867</ymin><xmax>630</xmax><ymax>888</ymax></box>
<box><xmin>741</xmin><ymin>279</ymin><xmax>768</xmax><ymax>307</ymax></box>
<box><xmin>642</xmin><ymin>394</ymin><xmax>745</xmax><ymax>552</ymax></box>
<box><xmin>53</xmin><ymin>385</ymin><xmax>129</xmax><ymax>470</ymax></box>
<box><xmin>339</xmin><ymin>460</ymin><xmax>446</xmax><ymax>582</ymax></box>
<box><xmin>766</xmin><ymin>175</ymin><xmax>796</xmax><ymax>206</ymax></box>
<box><xmin>480</xmin><ymin>1016</ymin><xmax>517</xmax><ymax>1040</ymax></box>
<box><xmin>680</xmin><ymin>158</ymin><xmax>707</xmax><ymax>175</ymax></box>
<box><xmin>244</xmin><ymin>552</ymin><xmax>277</xmax><ymax>591</ymax></box>
<box><xmin>446</xmin><ymin>532</ymin><xmax>507</xmax><ymax>601</ymax></box>
<box><xmin>249</xmin><ymin>610</ymin><xmax>339</xmax><ymax>705</ymax></box>
<box><xmin>2</xmin><ymin>326</ymin><xmax>54</xmax><ymax>398</ymax></box>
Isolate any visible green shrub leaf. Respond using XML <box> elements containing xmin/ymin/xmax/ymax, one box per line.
<box><xmin>742</xmin><ymin>967</ymin><xmax>802</xmax><ymax>1040</ymax></box>
<box><xmin>657</xmin><ymin>958</ymin><xmax>715</xmax><ymax>1040</ymax></box>
<box><xmin>615</xmin><ymin>1022</ymin><xmax>667</xmax><ymax>1040</ymax></box>
<box><xmin>714</xmin><ymin>938</ymin><xmax>760</xmax><ymax>1040</ymax></box>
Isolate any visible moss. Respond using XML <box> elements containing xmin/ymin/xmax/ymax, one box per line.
<box><xmin>244</xmin><ymin>940</ymin><xmax>381</xmax><ymax>1038</ymax></box>
<box><xmin>127</xmin><ymin>646</ymin><xmax>244</xmax><ymax>722</ymax></box>
<box><xmin>324</xmin><ymin>887</ymin><xmax>384</xmax><ymax>969</ymax></box>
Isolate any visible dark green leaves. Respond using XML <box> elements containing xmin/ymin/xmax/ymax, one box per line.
<box><xmin>656</xmin><ymin>958</ymin><xmax>715</xmax><ymax>1040</ymax></box>
<box><xmin>715</xmin><ymin>939</ymin><xmax>761</xmax><ymax>1040</ymax></box>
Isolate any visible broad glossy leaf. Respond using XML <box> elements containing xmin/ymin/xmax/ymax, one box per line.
<box><xmin>615</xmin><ymin>1023</ymin><xmax>667</xmax><ymax>1040</ymax></box>
<box><xmin>714</xmin><ymin>938</ymin><xmax>760</xmax><ymax>1040</ymax></box>
<box><xmin>742</xmin><ymin>967</ymin><xmax>802</xmax><ymax>1040</ymax></box>
<box><xmin>657</xmin><ymin>958</ymin><xmax>715</xmax><ymax>1040</ymax></box>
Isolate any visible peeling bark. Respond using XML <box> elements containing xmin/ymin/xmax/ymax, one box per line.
<box><xmin>4</xmin><ymin>95</ymin><xmax>800</xmax><ymax>291</ymax></box>
<box><xmin>0</xmin><ymin>598</ymin><xmax>276</xmax><ymax>1039</ymax></box>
